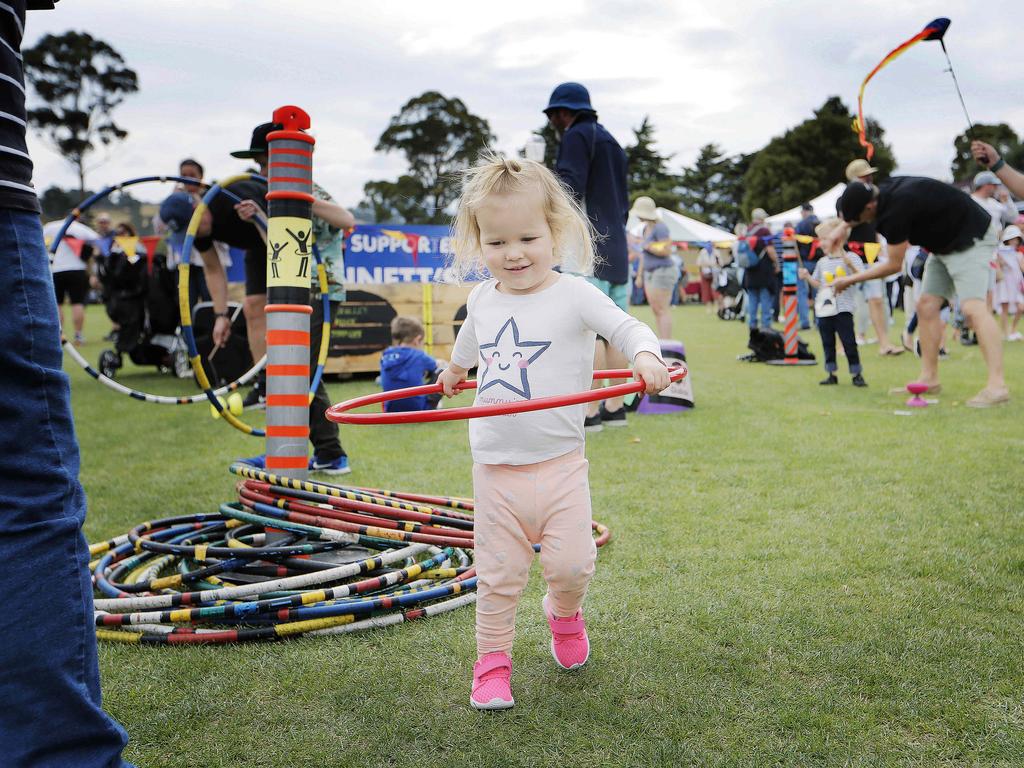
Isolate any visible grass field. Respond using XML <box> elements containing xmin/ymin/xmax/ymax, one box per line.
<box><xmin>69</xmin><ymin>302</ymin><xmax>1023</xmax><ymax>767</ymax></box>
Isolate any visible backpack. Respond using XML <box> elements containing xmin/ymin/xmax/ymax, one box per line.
<box><xmin>735</xmin><ymin>237</ymin><xmax>763</xmax><ymax>269</ymax></box>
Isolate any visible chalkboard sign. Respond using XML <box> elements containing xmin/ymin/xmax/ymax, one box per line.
<box><xmin>330</xmin><ymin>290</ymin><xmax>397</xmax><ymax>357</ymax></box>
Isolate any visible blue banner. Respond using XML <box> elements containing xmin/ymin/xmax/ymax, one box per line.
<box><xmin>342</xmin><ymin>224</ymin><xmax>463</xmax><ymax>284</ymax></box>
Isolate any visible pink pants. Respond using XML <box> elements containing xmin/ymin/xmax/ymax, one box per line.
<box><xmin>472</xmin><ymin>448</ymin><xmax>597</xmax><ymax>655</ymax></box>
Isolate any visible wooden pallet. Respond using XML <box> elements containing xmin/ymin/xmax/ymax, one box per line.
<box><xmin>326</xmin><ymin>282</ymin><xmax>474</xmax><ymax>375</ymax></box>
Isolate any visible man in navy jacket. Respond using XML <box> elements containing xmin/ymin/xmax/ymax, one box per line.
<box><xmin>544</xmin><ymin>82</ymin><xmax>633</xmax><ymax>430</ymax></box>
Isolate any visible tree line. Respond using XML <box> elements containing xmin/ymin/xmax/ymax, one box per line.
<box><xmin>24</xmin><ymin>31</ymin><xmax>1024</xmax><ymax>227</ymax></box>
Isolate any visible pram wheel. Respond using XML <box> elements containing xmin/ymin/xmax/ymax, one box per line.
<box><xmin>99</xmin><ymin>349</ymin><xmax>122</xmax><ymax>379</ymax></box>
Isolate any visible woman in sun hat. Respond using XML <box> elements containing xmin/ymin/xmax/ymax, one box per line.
<box><xmin>630</xmin><ymin>195</ymin><xmax>677</xmax><ymax>339</ymax></box>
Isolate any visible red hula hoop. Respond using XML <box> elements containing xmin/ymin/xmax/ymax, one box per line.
<box><xmin>327</xmin><ymin>367</ymin><xmax>688</xmax><ymax>425</ymax></box>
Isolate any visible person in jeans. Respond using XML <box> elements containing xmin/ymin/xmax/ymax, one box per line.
<box><xmin>742</xmin><ymin>207</ymin><xmax>780</xmax><ymax>330</ymax></box>
<box><xmin>0</xmin><ymin>2</ymin><xmax>134</xmax><ymax>766</ymax></box>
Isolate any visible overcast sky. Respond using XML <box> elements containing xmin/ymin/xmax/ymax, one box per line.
<box><xmin>23</xmin><ymin>1</ymin><xmax>1024</xmax><ymax>213</ymax></box>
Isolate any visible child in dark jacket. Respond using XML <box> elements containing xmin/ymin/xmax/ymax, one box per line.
<box><xmin>380</xmin><ymin>316</ymin><xmax>445</xmax><ymax>412</ymax></box>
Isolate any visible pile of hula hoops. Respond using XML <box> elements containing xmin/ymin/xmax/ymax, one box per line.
<box><xmin>91</xmin><ymin>463</ymin><xmax>612</xmax><ymax>645</ymax></box>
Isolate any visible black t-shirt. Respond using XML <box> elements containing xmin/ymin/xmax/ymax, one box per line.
<box><xmin>875</xmin><ymin>176</ymin><xmax>991</xmax><ymax>255</ymax></box>
<box><xmin>193</xmin><ymin>179</ymin><xmax>267</xmax><ymax>254</ymax></box>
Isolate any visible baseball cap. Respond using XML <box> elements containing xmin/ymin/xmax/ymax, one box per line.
<box><xmin>543</xmin><ymin>82</ymin><xmax>594</xmax><ymax>114</ymax></box>
<box><xmin>159</xmin><ymin>191</ymin><xmax>195</xmax><ymax>254</ymax></box>
<box><xmin>845</xmin><ymin>159</ymin><xmax>878</xmax><ymax>181</ymax></box>
<box><xmin>838</xmin><ymin>182</ymin><xmax>874</xmax><ymax>222</ymax></box>
<box><xmin>231</xmin><ymin>122</ymin><xmax>282</xmax><ymax>159</ymax></box>
<box><xmin>973</xmin><ymin>170</ymin><xmax>1000</xmax><ymax>189</ymax></box>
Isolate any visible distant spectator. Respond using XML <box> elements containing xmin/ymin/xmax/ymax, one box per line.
<box><xmin>631</xmin><ymin>195</ymin><xmax>677</xmax><ymax>339</ymax></box>
<box><xmin>794</xmin><ymin>202</ymin><xmax>819</xmax><ymax>329</ymax></box>
<box><xmin>742</xmin><ymin>207</ymin><xmax>779</xmax><ymax>331</ymax></box>
<box><xmin>696</xmin><ymin>245</ymin><xmax>717</xmax><ymax>308</ymax></box>
<box><xmin>380</xmin><ymin>316</ymin><xmax>445</xmax><ymax>412</ymax></box>
<box><xmin>993</xmin><ymin>225</ymin><xmax>1024</xmax><ymax>341</ymax></box>
<box><xmin>46</xmin><ymin>218</ymin><xmax>99</xmax><ymax>345</ymax></box>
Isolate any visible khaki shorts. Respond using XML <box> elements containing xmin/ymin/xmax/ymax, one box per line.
<box><xmin>921</xmin><ymin>223</ymin><xmax>998</xmax><ymax>303</ymax></box>
<box><xmin>644</xmin><ymin>264</ymin><xmax>681</xmax><ymax>292</ymax></box>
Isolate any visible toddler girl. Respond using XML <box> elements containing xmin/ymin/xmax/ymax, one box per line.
<box><xmin>439</xmin><ymin>154</ymin><xmax>669</xmax><ymax>710</ymax></box>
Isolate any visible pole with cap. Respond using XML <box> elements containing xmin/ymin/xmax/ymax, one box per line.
<box><xmin>264</xmin><ymin>106</ymin><xmax>315</xmax><ymax>479</ymax></box>
<box><xmin>766</xmin><ymin>229</ymin><xmax>817</xmax><ymax>367</ymax></box>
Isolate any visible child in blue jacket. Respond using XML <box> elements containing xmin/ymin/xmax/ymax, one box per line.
<box><xmin>380</xmin><ymin>316</ymin><xmax>445</xmax><ymax>412</ymax></box>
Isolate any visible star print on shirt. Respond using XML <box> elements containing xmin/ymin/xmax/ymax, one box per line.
<box><xmin>478</xmin><ymin>317</ymin><xmax>551</xmax><ymax>399</ymax></box>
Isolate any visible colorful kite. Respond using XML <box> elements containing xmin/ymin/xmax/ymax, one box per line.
<box><xmin>854</xmin><ymin>17</ymin><xmax>951</xmax><ymax>160</ymax></box>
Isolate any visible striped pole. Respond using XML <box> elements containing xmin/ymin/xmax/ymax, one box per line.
<box><xmin>265</xmin><ymin>106</ymin><xmax>315</xmax><ymax>479</ymax></box>
<box><xmin>781</xmin><ymin>232</ymin><xmax>800</xmax><ymax>363</ymax></box>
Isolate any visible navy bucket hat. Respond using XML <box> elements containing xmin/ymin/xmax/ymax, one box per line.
<box><xmin>544</xmin><ymin>82</ymin><xmax>594</xmax><ymax>114</ymax></box>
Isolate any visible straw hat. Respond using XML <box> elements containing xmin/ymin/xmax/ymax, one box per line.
<box><xmin>630</xmin><ymin>196</ymin><xmax>658</xmax><ymax>221</ymax></box>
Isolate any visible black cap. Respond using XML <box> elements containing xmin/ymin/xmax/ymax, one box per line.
<box><xmin>230</xmin><ymin>122</ymin><xmax>282</xmax><ymax>159</ymax></box>
<box><xmin>800</xmin><ymin>202</ymin><xmax>813</xmax><ymax>211</ymax></box>
<box><xmin>838</xmin><ymin>182</ymin><xmax>874</xmax><ymax>222</ymax></box>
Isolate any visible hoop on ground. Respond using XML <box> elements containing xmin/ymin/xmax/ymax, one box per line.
<box><xmin>327</xmin><ymin>366</ymin><xmax>688</xmax><ymax>425</ymax></box>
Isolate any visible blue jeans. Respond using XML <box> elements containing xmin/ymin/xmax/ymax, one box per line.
<box><xmin>796</xmin><ymin>278</ymin><xmax>810</xmax><ymax>328</ymax></box>
<box><xmin>0</xmin><ymin>209</ymin><xmax>133</xmax><ymax>768</ymax></box>
<box><xmin>746</xmin><ymin>286</ymin><xmax>774</xmax><ymax>329</ymax></box>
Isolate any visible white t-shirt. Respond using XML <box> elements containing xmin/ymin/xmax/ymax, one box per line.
<box><xmin>44</xmin><ymin>220</ymin><xmax>99</xmax><ymax>273</ymax></box>
<box><xmin>451</xmin><ymin>274</ymin><xmax>662</xmax><ymax>466</ymax></box>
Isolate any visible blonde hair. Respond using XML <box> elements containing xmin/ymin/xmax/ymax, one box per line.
<box><xmin>390</xmin><ymin>315</ymin><xmax>424</xmax><ymax>343</ymax></box>
<box><xmin>815</xmin><ymin>216</ymin><xmax>847</xmax><ymax>252</ymax></box>
<box><xmin>449</xmin><ymin>151</ymin><xmax>597</xmax><ymax>283</ymax></box>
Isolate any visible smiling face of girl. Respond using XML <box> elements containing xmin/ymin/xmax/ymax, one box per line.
<box><xmin>475</xmin><ymin>187</ymin><xmax>559</xmax><ymax>295</ymax></box>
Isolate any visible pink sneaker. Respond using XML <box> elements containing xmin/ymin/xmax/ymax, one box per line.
<box><xmin>470</xmin><ymin>651</ymin><xmax>514</xmax><ymax>710</ymax></box>
<box><xmin>543</xmin><ymin>594</ymin><xmax>590</xmax><ymax>670</ymax></box>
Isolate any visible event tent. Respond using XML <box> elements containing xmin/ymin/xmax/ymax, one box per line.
<box><xmin>627</xmin><ymin>207</ymin><xmax>736</xmax><ymax>244</ymax></box>
<box><xmin>765</xmin><ymin>183</ymin><xmax>845</xmax><ymax>229</ymax></box>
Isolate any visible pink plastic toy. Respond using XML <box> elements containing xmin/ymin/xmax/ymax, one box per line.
<box><xmin>906</xmin><ymin>381</ymin><xmax>929</xmax><ymax>407</ymax></box>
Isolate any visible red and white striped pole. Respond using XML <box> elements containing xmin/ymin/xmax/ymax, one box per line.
<box><xmin>766</xmin><ymin>229</ymin><xmax>817</xmax><ymax>367</ymax></box>
<box><xmin>264</xmin><ymin>106</ymin><xmax>315</xmax><ymax>479</ymax></box>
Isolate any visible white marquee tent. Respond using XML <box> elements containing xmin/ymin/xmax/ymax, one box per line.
<box><xmin>627</xmin><ymin>207</ymin><xmax>736</xmax><ymax>244</ymax></box>
<box><xmin>765</xmin><ymin>183</ymin><xmax>845</xmax><ymax>230</ymax></box>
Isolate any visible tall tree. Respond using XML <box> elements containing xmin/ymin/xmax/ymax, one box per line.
<box><xmin>741</xmin><ymin>96</ymin><xmax>896</xmax><ymax>217</ymax></box>
<box><xmin>950</xmin><ymin>123</ymin><xmax>1021</xmax><ymax>184</ymax></box>
<box><xmin>362</xmin><ymin>91</ymin><xmax>495</xmax><ymax>224</ymax></box>
<box><xmin>677</xmin><ymin>143</ymin><xmax>755</xmax><ymax>228</ymax></box>
<box><xmin>624</xmin><ymin>116</ymin><xmax>681</xmax><ymax>210</ymax></box>
<box><xmin>23</xmin><ymin>31</ymin><xmax>139</xmax><ymax>193</ymax></box>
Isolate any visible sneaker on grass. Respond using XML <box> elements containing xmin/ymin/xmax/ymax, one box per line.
<box><xmin>542</xmin><ymin>594</ymin><xmax>590</xmax><ymax>671</ymax></box>
<box><xmin>583</xmin><ymin>412</ymin><xmax>602</xmax><ymax>433</ymax></box>
<box><xmin>237</xmin><ymin>454</ymin><xmax>266</xmax><ymax>470</ymax></box>
<box><xmin>309</xmin><ymin>455</ymin><xmax>351</xmax><ymax>475</ymax></box>
<box><xmin>242</xmin><ymin>383</ymin><xmax>266</xmax><ymax>410</ymax></box>
<box><xmin>471</xmin><ymin>651</ymin><xmax>514</xmax><ymax>711</ymax></box>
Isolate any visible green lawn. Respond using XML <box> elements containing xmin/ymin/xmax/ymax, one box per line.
<box><xmin>70</xmin><ymin>303</ymin><xmax>1024</xmax><ymax>767</ymax></box>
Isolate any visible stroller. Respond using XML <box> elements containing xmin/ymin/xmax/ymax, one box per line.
<box><xmin>96</xmin><ymin>246</ymin><xmax>189</xmax><ymax>379</ymax></box>
<box><xmin>716</xmin><ymin>265</ymin><xmax>746</xmax><ymax>321</ymax></box>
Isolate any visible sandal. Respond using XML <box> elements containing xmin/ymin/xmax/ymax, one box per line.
<box><xmin>966</xmin><ymin>389</ymin><xmax>1010</xmax><ymax>408</ymax></box>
